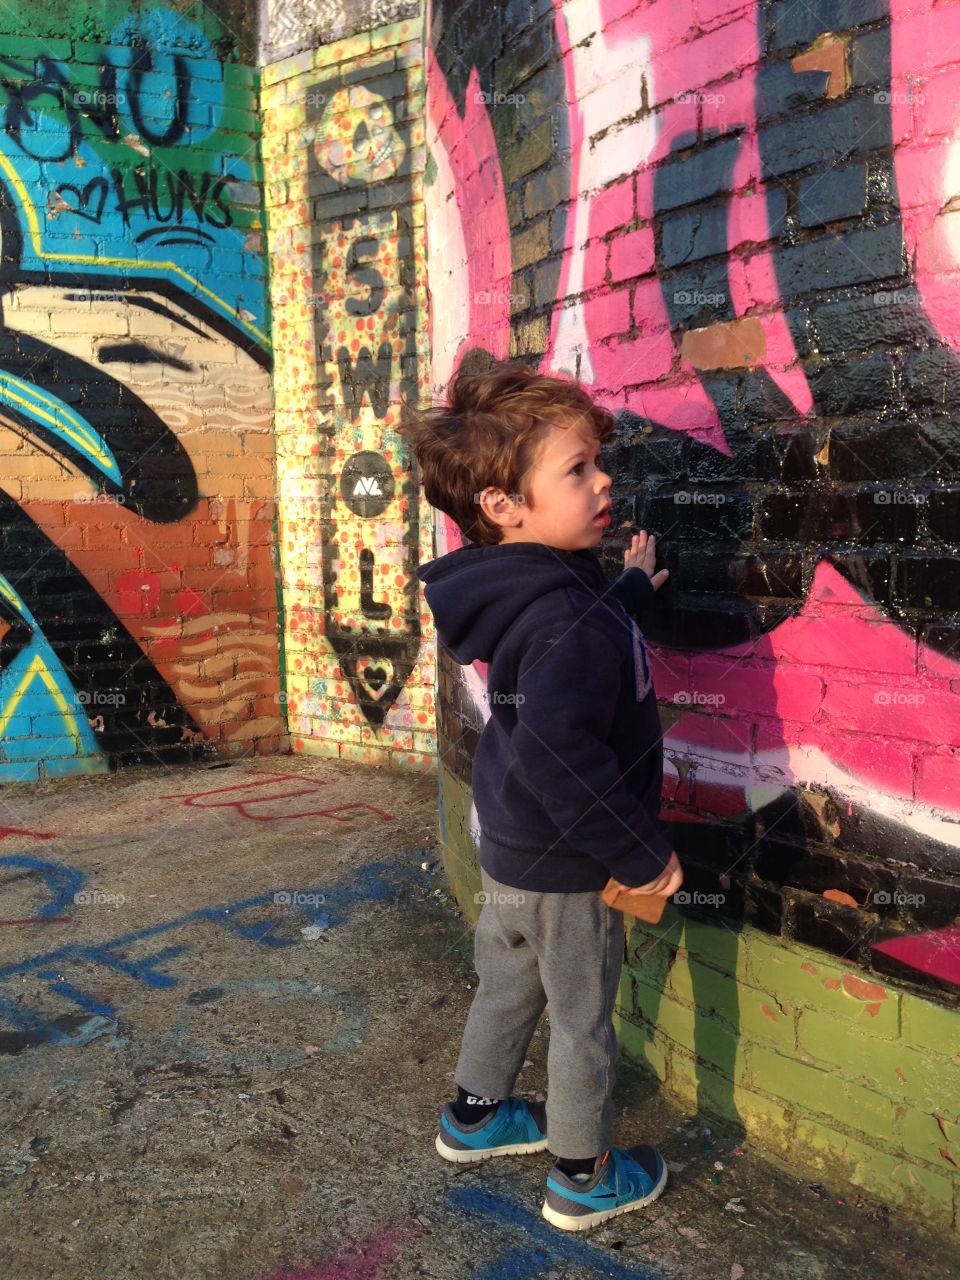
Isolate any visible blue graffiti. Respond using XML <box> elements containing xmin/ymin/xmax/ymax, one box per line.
<box><xmin>0</xmin><ymin>858</ymin><xmax>414</xmax><ymax>1051</ymax></box>
<box><xmin>0</xmin><ymin>372</ymin><xmax>121</xmax><ymax>484</ymax></box>
<box><xmin>110</xmin><ymin>11</ymin><xmax>226</xmax><ymax>146</ymax></box>
<box><xmin>0</xmin><ymin>614</ymin><xmax>107</xmax><ymax>782</ymax></box>
<box><xmin>0</xmin><ymin>855</ymin><xmax>86</xmax><ymax>918</ymax></box>
<box><xmin>447</xmin><ymin>1186</ymin><xmax>661</xmax><ymax>1280</ymax></box>
<box><xmin>0</xmin><ymin>12</ymin><xmax>267</xmax><ymax>346</ymax></box>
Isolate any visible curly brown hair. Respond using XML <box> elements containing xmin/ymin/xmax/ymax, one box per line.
<box><xmin>400</xmin><ymin>359</ymin><xmax>615</xmax><ymax>545</ymax></box>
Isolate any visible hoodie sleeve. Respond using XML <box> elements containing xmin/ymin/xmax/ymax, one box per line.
<box><xmin>512</xmin><ymin>616</ymin><xmax>673</xmax><ymax>886</ymax></box>
<box><xmin>606</xmin><ymin>566</ymin><xmax>655</xmax><ymax>615</ymax></box>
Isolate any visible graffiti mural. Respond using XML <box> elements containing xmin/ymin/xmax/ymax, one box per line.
<box><xmin>307</xmin><ymin>70</ymin><xmax>421</xmax><ymax>726</ymax></box>
<box><xmin>0</xmin><ymin>853</ymin><xmax>410</xmax><ymax>1056</ymax></box>
<box><xmin>159</xmin><ymin>770</ymin><xmax>395</xmax><ymax>824</ymax></box>
<box><xmin>263</xmin><ymin>22</ymin><xmax>436</xmax><ymax>769</ymax></box>
<box><xmin>425</xmin><ymin>0</ymin><xmax>960</xmax><ymax>998</ymax></box>
<box><xmin>0</xmin><ymin>6</ymin><xmax>280</xmax><ymax>781</ymax></box>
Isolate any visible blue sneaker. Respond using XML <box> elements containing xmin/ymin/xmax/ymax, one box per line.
<box><xmin>542</xmin><ymin>1145</ymin><xmax>668</xmax><ymax>1231</ymax></box>
<box><xmin>435</xmin><ymin>1096</ymin><xmax>549</xmax><ymax>1163</ymax></box>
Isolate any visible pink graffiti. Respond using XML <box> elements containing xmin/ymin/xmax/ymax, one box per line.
<box><xmin>891</xmin><ymin>0</ymin><xmax>960</xmax><ymax>359</ymax></box>
<box><xmin>873</xmin><ymin>925</ymin><xmax>960</xmax><ymax>986</ymax></box>
<box><xmin>544</xmin><ymin>0</ymin><xmax>960</xmax><ymax>852</ymax></box>
<box><xmin>425</xmin><ymin>0</ymin><xmax>960</xmax><ymax>862</ymax></box>
<box><xmin>653</xmin><ymin>562</ymin><xmax>958</xmax><ymax>833</ymax></box>
<box><xmin>259</xmin><ymin>1229</ymin><xmax>401</xmax><ymax>1280</ymax></box>
<box><xmin>546</xmin><ymin>0</ymin><xmax>813</xmax><ymax>449</ymax></box>
<box><xmin>426</xmin><ymin>32</ymin><xmax>512</xmax><ymax>367</ymax></box>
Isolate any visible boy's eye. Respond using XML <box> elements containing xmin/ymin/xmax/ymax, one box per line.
<box><xmin>570</xmin><ymin>456</ymin><xmax>601</xmax><ymax>475</ymax></box>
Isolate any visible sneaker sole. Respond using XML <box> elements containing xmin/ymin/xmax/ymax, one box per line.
<box><xmin>435</xmin><ymin>1133</ymin><xmax>550</xmax><ymax>1164</ymax></box>
<box><xmin>541</xmin><ymin>1163</ymin><xmax>668</xmax><ymax>1231</ymax></box>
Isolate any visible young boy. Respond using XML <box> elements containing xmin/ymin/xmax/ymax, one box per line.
<box><xmin>406</xmin><ymin>361</ymin><xmax>683</xmax><ymax>1232</ymax></box>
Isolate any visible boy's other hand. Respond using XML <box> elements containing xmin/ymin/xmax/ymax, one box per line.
<box><xmin>609</xmin><ymin>851</ymin><xmax>683</xmax><ymax>898</ymax></box>
<box><xmin>624</xmin><ymin>531</ymin><xmax>669</xmax><ymax>591</ymax></box>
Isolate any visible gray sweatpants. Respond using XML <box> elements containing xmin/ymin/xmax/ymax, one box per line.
<box><xmin>454</xmin><ymin>866</ymin><xmax>625</xmax><ymax>1159</ymax></box>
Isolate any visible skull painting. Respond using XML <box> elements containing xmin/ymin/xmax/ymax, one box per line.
<box><xmin>312</xmin><ymin>85</ymin><xmax>407</xmax><ymax>186</ymax></box>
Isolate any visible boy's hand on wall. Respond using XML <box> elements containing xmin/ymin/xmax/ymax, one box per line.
<box><xmin>609</xmin><ymin>851</ymin><xmax>683</xmax><ymax>898</ymax></box>
<box><xmin>624</xmin><ymin>531</ymin><xmax>669</xmax><ymax>591</ymax></box>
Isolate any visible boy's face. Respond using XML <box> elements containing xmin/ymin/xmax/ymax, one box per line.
<box><xmin>497</xmin><ymin>417</ymin><xmax>613</xmax><ymax>551</ymax></box>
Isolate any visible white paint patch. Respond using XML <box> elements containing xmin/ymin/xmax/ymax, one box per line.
<box><xmin>550</xmin><ymin>0</ymin><xmax>655</xmax><ymax>380</ymax></box>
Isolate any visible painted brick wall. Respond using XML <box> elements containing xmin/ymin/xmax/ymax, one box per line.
<box><xmin>425</xmin><ymin>0</ymin><xmax>960</xmax><ymax>1233</ymax></box>
<box><xmin>5</xmin><ymin>0</ymin><xmax>958</xmax><ymax>1235</ymax></box>
<box><xmin>617</xmin><ymin>910</ymin><xmax>960</xmax><ymax>1230</ymax></box>
<box><xmin>0</xmin><ymin>2</ymin><xmax>282</xmax><ymax>780</ymax></box>
<box><xmin>262</xmin><ymin>15</ymin><xmax>436</xmax><ymax>770</ymax></box>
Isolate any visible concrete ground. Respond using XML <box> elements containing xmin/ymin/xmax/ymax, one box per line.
<box><xmin>0</xmin><ymin>757</ymin><xmax>955</xmax><ymax>1280</ymax></box>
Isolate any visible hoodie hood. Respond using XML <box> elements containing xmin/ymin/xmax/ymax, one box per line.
<box><xmin>416</xmin><ymin>541</ymin><xmax>608</xmax><ymax>664</ymax></box>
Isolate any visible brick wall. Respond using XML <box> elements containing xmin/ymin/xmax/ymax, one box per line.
<box><xmin>425</xmin><ymin>0</ymin><xmax>960</xmax><ymax>1232</ymax></box>
<box><xmin>618</xmin><ymin>910</ymin><xmax>960</xmax><ymax>1230</ymax></box>
<box><xmin>4</xmin><ymin>0</ymin><xmax>958</xmax><ymax>1234</ymax></box>
<box><xmin>0</xmin><ymin>3</ymin><xmax>282</xmax><ymax>779</ymax></box>
<box><xmin>262</xmin><ymin>10</ymin><xmax>435</xmax><ymax>770</ymax></box>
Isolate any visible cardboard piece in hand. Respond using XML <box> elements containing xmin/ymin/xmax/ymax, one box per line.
<box><xmin>600</xmin><ymin>877</ymin><xmax>670</xmax><ymax>923</ymax></box>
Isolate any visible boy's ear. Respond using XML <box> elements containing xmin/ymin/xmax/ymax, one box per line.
<box><xmin>477</xmin><ymin>485</ymin><xmax>523</xmax><ymax>530</ymax></box>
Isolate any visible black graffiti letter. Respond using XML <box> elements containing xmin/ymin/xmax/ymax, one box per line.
<box><xmin>359</xmin><ymin>548</ymin><xmax>391</xmax><ymax>619</ymax></box>
<box><xmin>337</xmin><ymin>344</ymin><xmax>393</xmax><ymax>420</ymax></box>
<box><xmin>345</xmin><ymin>237</ymin><xmax>385</xmax><ymax>316</ymax></box>
<box><xmin>127</xmin><ymin>44</ymin><xmax>190</xmax><ymax>148</ymax></box>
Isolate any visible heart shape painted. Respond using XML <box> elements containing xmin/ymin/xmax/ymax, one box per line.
<box><xmin>356</xmin><ymin>658</ymin><xmax>390</xmax><ymax>694</ymax></box>
<box><xmin>55</xmin><ymin>178</ymin><xmax>109</xmax><ymax>224</ymax></box>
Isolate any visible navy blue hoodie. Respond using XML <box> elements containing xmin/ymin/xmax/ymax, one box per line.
<box><xmin>416</xmin><ymin>541</ymin><xmax>673</xmax><ymax>892</ymax></box>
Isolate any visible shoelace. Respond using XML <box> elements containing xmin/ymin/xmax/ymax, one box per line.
<box><xmin>606</xmin><ymin>1149</ymin><xmax>648</xmax><ymax>1198</ymax></box>
<box><xmin>500</xmin><ymin>1097</ymin><xmax>531</xmax><ymax>1135</ymax></box>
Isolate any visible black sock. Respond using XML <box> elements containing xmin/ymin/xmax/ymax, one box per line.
<box><xmin>452</xmin><ymin>1084</ymin><xmax>501</xmax><ymax>1124</ymax></box>
<box><xmin>555</xmin><ymin>1154</ymin><xmax>599</xmax><ymax>1177</ymax></box>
